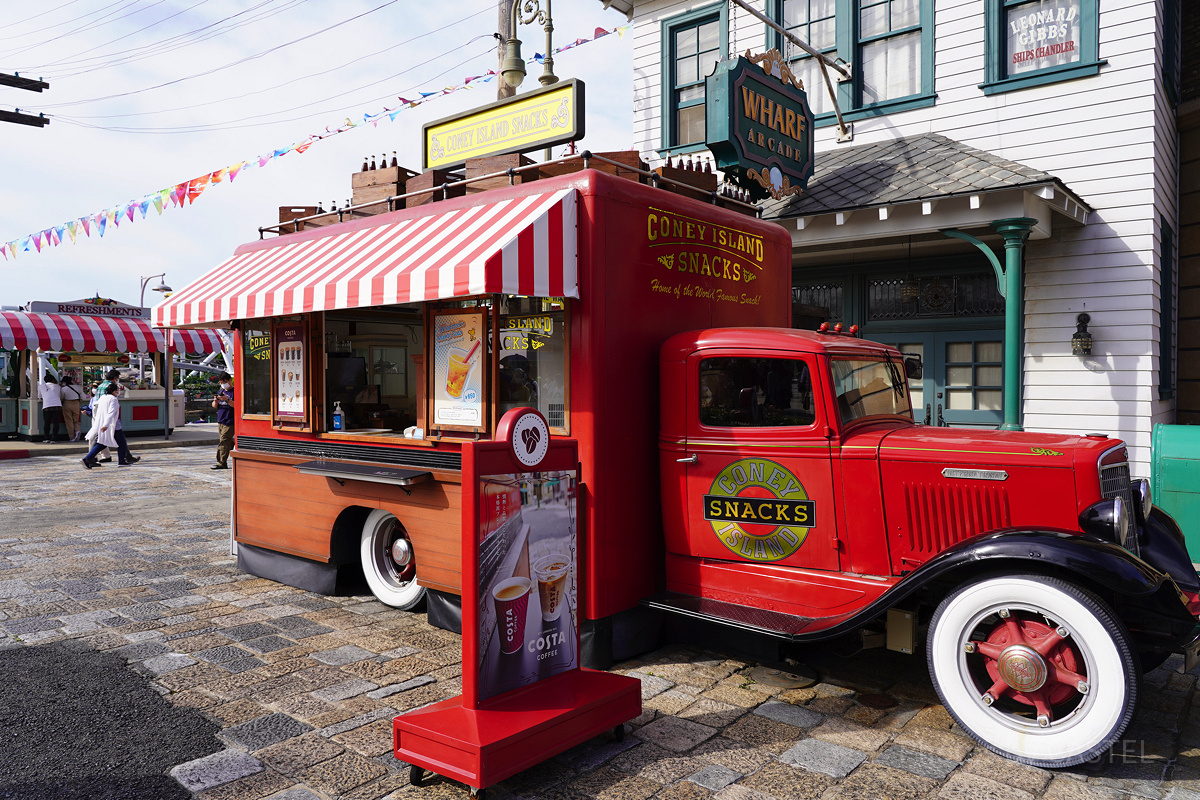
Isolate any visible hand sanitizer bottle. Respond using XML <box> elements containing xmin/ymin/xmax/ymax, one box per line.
<box><xmin>332</xmin><ymin>401</ymin><xmax>344</xmax><ymax>431</ymax></box>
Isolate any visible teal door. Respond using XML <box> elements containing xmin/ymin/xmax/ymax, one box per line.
<box><xmin>879</xmin><ymin>331</ymin><xmax>1004</xmax><ymax>429</ymax></box>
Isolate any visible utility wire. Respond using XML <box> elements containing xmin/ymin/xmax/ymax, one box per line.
<box><xmin>60</xmin><ymin>6</ymin><xmax>491</xmax><ymax>120</ymax></box>
<box><xmin>48</xmin><ymin>43</ymin><xmax>496</xmax><ymax>135</ymax></box>
<box><xmin>27</xmin><ymin>0</ymin><xmax>405</xmax><ymax>108</ymax></box>
<box><xmin>8</xmin><ymin>0</ymin><xmax>305</xmax><ymax>77</ymax></box>
<box><xmin>0</xmin><ymin>0</ymin><xmax>126</xmax><ymax>42</ymax></box>
<box><xmin>0</xmin><ymin>0</ymin><xmax>148</xmax><ymax>58</ymax></box>
<box><xmin>1</xmin><ymin>0</ymin><xmax>83</xmax><ymax>30</ymax></box>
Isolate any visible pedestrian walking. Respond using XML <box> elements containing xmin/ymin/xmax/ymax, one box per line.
<box><xmin>90</xmin><ymin>369</ymin><xmax>124</xmax><ymax>463</ymax></box>
<box><xmin>60</xmin><ymin>375</ymin><xmax>86</xmax><ymax>442</ymax></box>
<box><xmin>38</xmin><ymin>374</ymin><xmax>65</xmax><ymax>442</ymax></box>
<box><xmin>82</xmin><ymin>383</ymin><xmax>140</xmax><ymax>468</ymax></box>
<box><xmin>211</xmin><ymin>372</ymin><xmax>234</xmax><ymax>470</ymax></box>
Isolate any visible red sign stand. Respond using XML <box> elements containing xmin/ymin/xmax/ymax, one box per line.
<box><xmin>394</xmin><ymin>408</ymin><xmax>641</xmax><ymax>794</ymax></box>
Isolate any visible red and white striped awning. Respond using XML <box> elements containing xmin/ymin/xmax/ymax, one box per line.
<box><xmin>0</xmin><ymin>311</ymin><xmax>225</xmax><ymax>354</ymax></box>
<box><xmin>155</xmin><ymin>187</ymin><xmax>578</xmax><ymax>328</ymax></box>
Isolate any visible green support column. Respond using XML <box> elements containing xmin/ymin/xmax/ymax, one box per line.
<box><xmin>992</xmin><ymin>218</ymin><xmax>1038</xmax><ymax>432</ymax></box>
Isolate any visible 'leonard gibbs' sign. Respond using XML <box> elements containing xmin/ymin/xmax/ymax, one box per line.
<box><xmin>28</xmin><ymin>297</ymin><xmax>148</xmax><ymax>319</ymax></box>
<box><xmin>646</xmin><ymin>206</ymin><xmax>767</xmax><ymax>306</ymax></box>
<box><xmin>705</xmin><ymin>50</ymin><xmax>814</xmax><ymax>202</ymax></box>
<box><xmin>704</xmin><ymin>458</ymin><xmax>815</xmax><ymax>562</ymax></box>
<box><xmin>423</xmin><ymin>79</ymin><xmax>585</xmax><ymax>171</ymax></box>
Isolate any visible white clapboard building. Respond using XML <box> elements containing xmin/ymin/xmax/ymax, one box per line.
<box><xmin>600</xmin><ymin>0</ymin><xmax>1192</xmax><ymax>475</ymax></box>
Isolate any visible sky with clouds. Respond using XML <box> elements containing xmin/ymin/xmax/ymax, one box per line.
<box><xmin>0</xmin><ymin>0</ymin><xmax>633</xmax><ymax>311</ymax></box>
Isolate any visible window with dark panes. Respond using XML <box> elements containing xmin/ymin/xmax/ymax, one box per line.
<box><xmin>781</xmin><ymin>0</ymin><xmax>837</xmax><ymax>116</ymax></box>
<box><xmin>772</xmin><ymin>0</ymin><xmax>933</xmax><ymax>121</ymax></box>
<box><xmin>858</xmin><ymin>0</ymin><xmax>922</xmax><ymax>104</ymax></box>
<box><xmin>699</xmin><ymin>357</ymin><xmax>816</xmax><ymax>428</ymax></box>
<box><xmin>498</xmin><ymin>297</ymin><xmax>569</xmax><ymax>431</ymax></box>
<box><xmin>671</xmin><ymin>16</ymin><xmax>721</xmax><ymax>147</ymax></box>
<box><xmin>241</xmin><ymin>324</ymin><xmax>272</xmax><ymax>416</ymax></box>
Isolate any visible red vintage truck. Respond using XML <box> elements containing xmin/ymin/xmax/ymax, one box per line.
<box><xmin>157</xmin><ymin>162</ymin><xmax>1200</xmax><ymax>770</ymax></box>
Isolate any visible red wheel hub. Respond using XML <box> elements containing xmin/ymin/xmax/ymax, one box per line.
<box><xmin>970</xmin><ymin>612</ymin><xmax>1087</xmax><ymax>722</ymax></box>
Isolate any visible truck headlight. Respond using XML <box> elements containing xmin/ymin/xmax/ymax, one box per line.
<box><xmin>1134</xmin><ymin>478</ymin><xmax>1152</xmax><ymax>519</ymax></box>
<box><xmin>1079</xmin><ymin>496</ymin><xmax>1134</xmax><ymax>553</ymax></box>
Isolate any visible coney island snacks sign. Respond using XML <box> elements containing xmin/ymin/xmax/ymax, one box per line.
<box><xmin>422</xmin><ymin>79</ymin><xmax>585</xmax><ymax>170</ymax></box>
<box><xmin>705</xmin><ymin>50</ymin><xmax>814</xmax><ymax>201</ymax></box>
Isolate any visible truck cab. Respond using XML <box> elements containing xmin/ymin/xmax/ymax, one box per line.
<box><xmin>656</xmin><ymin>325</ymin><xmax>1200</xmax><ymax>769</ymax></box>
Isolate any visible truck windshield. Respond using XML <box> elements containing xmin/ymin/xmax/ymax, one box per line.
<box><xmin>830</xmin><ymin>358</ymin><xmax>911</xmax><ymax>425</ymax></box>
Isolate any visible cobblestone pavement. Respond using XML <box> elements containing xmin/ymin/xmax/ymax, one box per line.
<box><xmin>3</xmin><ymin>450</ymin><xmax>1200</xmax><ymax>800</ymax></box>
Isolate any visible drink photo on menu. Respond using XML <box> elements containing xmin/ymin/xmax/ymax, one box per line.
<box><xmin>475</xmin><ymin>471</ymin><xmax>578</xmax><ymax>701</ymax></box>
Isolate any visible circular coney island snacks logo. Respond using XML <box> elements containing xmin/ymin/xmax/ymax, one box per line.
<box><xmin>703</xmin><ymin>458</ymin><xmax>815</xmax><ymax>562</ymax></box>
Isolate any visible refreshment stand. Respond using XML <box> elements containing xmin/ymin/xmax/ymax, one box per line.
<box><xmin>0</xmin><ymin>298</ymin><xmax>225</xmax><ymax>439</ymax></box>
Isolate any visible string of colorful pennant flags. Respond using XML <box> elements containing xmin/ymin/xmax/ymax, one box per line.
<box><xmin>2</xmin><ymin>25</ymin><xmax>629</xmax><ymax>262</ymax></box>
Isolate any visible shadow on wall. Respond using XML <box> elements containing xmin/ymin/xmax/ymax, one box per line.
<box><xmin>0</xmin><ymin>640</ymin><xmax>223</xmax><ymax>800</ymax></box>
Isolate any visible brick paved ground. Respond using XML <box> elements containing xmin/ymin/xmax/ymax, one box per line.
<box><xmin>2</xmin><ymin>450</ymin><xmax>1200</xmax><ymax>800</ymax></box>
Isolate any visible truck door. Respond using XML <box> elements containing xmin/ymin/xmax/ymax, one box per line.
<box><xmin>678</xmin><ymin>352</ymin><xmax>841</xmax><ymax>571</ymax></box>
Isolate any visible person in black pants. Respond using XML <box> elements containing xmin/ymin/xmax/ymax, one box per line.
<box><xmin>211</xmin><ymin>372</ymin><xmax>234</xmax><ymax>470</ymax></box>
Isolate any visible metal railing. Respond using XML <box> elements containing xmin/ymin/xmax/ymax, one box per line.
<box><xmin>258</xmin><ymin>151</ymin><xmax>761</xmax><ymax>238</ymax></box>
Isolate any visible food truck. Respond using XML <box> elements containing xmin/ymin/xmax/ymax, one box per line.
<box><xmin>157</xmin><ymin>161</ymin><xmax>1200</xmax><ymax>770</ymax></box>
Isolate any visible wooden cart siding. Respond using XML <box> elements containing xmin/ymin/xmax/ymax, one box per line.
<box><xmin>232</xmin><ymin>451</ymin><xmax>464</xmax><ymax>595</ymax></box>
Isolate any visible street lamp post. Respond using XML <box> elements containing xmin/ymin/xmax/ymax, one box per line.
<box><xmin>139</xmin><ymin>273</ymin><xmax>172</xmax><ymax>309</ymax></box>
<box><xmin>138</xmin><ymin>273</ymin><xmax>173</xmax><ymax>385</ymax></box>
<box><xmin>501</xmin><ymin>0</ymin><xmax>557</xmax><ymax>92</ymax></box>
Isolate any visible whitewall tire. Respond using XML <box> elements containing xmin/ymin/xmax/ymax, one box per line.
<box><xmin>927</xmin><ymin>574</ymin><xmax>1138</xmax><ymax>768</ymax></box>
<box><xmin>360</xmin><ymin>509</ymin><xmax>426</xmax><ymax>610</ymax></box>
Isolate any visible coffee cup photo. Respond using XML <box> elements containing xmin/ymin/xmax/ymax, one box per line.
<box><xmin>491</xmin><ymin>577</ymin><xmax>531</xmax><ymax>655</ymax></box>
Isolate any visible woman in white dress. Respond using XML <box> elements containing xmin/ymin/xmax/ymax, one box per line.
<box><xmin>82</xmin><ymin>384</ymin><xmax>137</xmax><ymax>468</ymax></box>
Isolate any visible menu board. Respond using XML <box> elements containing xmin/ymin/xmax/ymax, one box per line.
<box><xmin>275</xmin><ymin>323</ymin><xmax>306</xmax><ymax>419</ymax></box>
<box><xmin>475</xmin><ymin>469</ymin><xmax>577</xmax><ymax>702</ymax></box>
<box><xmin>430</xmin><ymin>309</ymin><xmax>485</xmax><ymax>430</ymax></box>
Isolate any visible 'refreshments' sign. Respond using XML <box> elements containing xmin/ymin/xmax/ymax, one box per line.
<box><xmin>28</xmin><ymin>297</ymin><xmax>147</xmax><ymax>318</ymax></box>
<box><xmin>705</xmin><ymin>50</ymin><xmax>814</xmax><ymax>202</ymax></box>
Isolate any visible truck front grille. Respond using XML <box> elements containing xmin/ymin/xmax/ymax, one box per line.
<box><xmin>903</xmin><ymin>482</ymin><xmax>1011</xmax><ymax>557</ymax></box>
<box><xmin>1100</xmin><ymin>462</ymin><xmax>1134</xmax><ymax>513</ymax></box>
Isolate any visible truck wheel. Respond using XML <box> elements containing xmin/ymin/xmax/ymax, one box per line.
<box><xmin>360</xmin><ymin>509</ymin><xmax>426</xmax><ymax>610</ymax></box>
<box><xmin>927</xmin><ymin>574</ymin><xmax>1137</xmax><ymax>768</ymax></box>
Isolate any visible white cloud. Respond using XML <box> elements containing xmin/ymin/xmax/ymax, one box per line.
<box><xmin>0</xmin><ymin>0</ymin><xmax>632</xmax><ymax>309</ymax></box>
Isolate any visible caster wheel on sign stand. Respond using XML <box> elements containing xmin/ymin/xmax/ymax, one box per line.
<box><xmin>470</xmin><ymin>787</ymin><xmax>486</xmax><ymax>799</ymax></box>
<box><xmin>410</xmin><ymin>765</ymin><xmax>433</xmax><ymax>787</ymax></box>
<box><xmin>613</xmin><ymin>724</ymin><xmax>625</xmax><ymax>742</ymax></box>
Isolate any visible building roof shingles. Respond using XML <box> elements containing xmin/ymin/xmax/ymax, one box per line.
<box><xmin>765</xmin><ymin>133</ymin><xmax>1057</xmax><ymax>218</ymax></box>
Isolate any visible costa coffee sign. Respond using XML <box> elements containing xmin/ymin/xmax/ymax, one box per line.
<box><xmin>28</xmin><ymin>297</ymin><xmax>147</xmax><ymax>319</ymax></box>
<box><xmin>705</xmin><ymin>50</ymin><xmax>815</xmax><ymax>201</ymax></box>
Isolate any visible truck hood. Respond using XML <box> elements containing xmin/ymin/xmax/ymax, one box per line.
<box><xmin>871</xmin><ymin>426</ymin><xmax>1122</xmax><ymax>471</ymax></box>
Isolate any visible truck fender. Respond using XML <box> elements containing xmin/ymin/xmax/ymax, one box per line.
<box><xmin>904</xmin><ymin>528</ymin><xmax>1170</xmax><ymax>599</ymax></box>
<box><xmin>1138</xmin><ymin>506</ymin><xmax>1200</xmax><ymax>595</ymax></box>
<box><xmin>885</xmin><ymin>529</ymin><xmax>1197</xmax><ymax>649</ymax></box>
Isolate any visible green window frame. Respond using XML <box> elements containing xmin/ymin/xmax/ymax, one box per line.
<box><xmin>981</xmin><ymin>0</ymin><xmax>1105</xmax><ymax>95</ymax></box>
<box><xmin>769</xmin><ymin>0</ymin><xmax>935</xmax><ymax>127</ymax></box>
<box><xmin>660</xmin><ymin>5</ymin><xmax>727</xmax><ymax>155</ymax></box>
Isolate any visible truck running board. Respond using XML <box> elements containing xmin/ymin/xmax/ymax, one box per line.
<box><xmin>642</xmin><ymin>591</ymin><xmax>814</xmax><ymax>640</ymax></box>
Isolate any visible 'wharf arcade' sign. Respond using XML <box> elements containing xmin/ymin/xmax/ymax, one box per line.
<box><xmin>705</xmin><ymin>50</ymin><xmax>815</xmax><ymax>201</ymax></box>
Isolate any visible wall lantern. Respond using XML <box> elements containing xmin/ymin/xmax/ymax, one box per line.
<box><xmin>1071</xmin><ymin>312</ymin><xmax>1093</xmax><ymax>356</ymax></box>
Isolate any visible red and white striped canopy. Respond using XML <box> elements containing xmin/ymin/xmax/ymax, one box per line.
<box><xmin>155</xmin><ymin>187</ymin><xmax>578</xmax><ymax>328</ymax></box>
<box><xmin>0</xmin><ymin>310</ymin><xmax>225</xmax><ymax>354</ymax></box>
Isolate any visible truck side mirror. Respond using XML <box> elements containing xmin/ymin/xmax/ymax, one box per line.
<box><xmin>904</xmin><ymin>354</ymin><xmax>923</xmax><ymax>380</ymax></box>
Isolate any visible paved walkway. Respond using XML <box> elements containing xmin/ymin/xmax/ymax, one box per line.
<box><xmin>0</xmin><ymin>422</ymin><xmax>219</xmax><ymax>459</ymax></box>
<box><xmin>1</xmin><ymin>450</ymin><xmax>1200</xmax><ymax>800</ymax></box>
